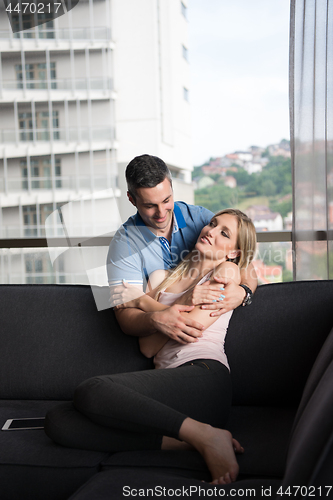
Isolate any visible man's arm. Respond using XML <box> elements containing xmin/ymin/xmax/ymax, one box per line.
<box><xmin>114</xmin><ymin>302</ymin><xmax>204</xmax><ymax>343</ymax></box>
<box><xmin>169</xmin><ymin>262</ymin><xmax>258</xmax><ymax>317</ymax></box>
<box><xmin>207</xmin><ymin>261</ymin><xmax>257</xmax><ymax>316</ymax></box>
<box><xmin>139</xmin><ymin>261</ymin><xmax>240</xmax><ymax>358</ymax></box>
<box><xmin>113</xmin><ymin>269</ymin><xmax>205</xmax><ymax>343</ymax></box>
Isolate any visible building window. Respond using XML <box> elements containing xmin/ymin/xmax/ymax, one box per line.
<box><xmin>25</xmin><ymin>252</ymin><xmax>55</xmax><ymax>284</ymax></box>
<box><xmin>23</xmin><ymin>202</ymin><xmax>63</xmax><ymax>236</ymax></box>
<box><xmin>13</xmin><ymin>14</ymin><xmax>54</xmax><ymax>38</ymax></box>
<box><xmin>170</xmin><ymin>169</ymin><xmax>185</xmax><ymax>181</ymax></box>
<box><xmin>183</xmin><ymin>87</ymin><xmax>189</xmax><ymax>102</ymax></box>
<box><xmin>16</xmin><ymin>62</ymin><xmax>56</xmax><ymax>89</ymax></box>
<box><xmin>181</xmin><ymin>1</ymin><xmax>187</xmax><ymax>19</ymax></box>
<box><xmin>18</xmin><ymin>112</ymin><xmax>33</xmax><ymax>141</ymax></box>
<box><xmin>23</xmin><ymin>206</ymin><xmax>38</xmax><ymax>236</ymax></box>
<box><xmin>21</xmin><ymin>157</ymin><xmax>61</xmax><ymax>190</ymax></box>
<box><xmin>182</xmin><ymin>45</ymin><xmax>188</xmax><ymax>61</ymax></box>
<box><xmin>18</xmin><ymin>110</ymin><xmax>60</xmax><ymax>141</ymax></box>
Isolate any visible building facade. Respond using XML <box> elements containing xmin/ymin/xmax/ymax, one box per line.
<box><xmin>0</xmin><ymin>0</ymin><xmax>193</xmax><ymax>283</ymax></box>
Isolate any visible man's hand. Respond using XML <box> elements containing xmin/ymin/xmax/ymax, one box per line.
<box><xmin>201</xmin><ymin>277</ymin><xmax>246</xmax><ymax>317</ymax></box>
<box><xmin>150</xmin><ymin>304</ymin><xmax>204</xmax><ymax>344</ymax></box>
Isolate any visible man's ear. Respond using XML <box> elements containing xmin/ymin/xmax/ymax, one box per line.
<box><xmin>227</xmin><ymin>249</ymin><xmax>241</xmax><ymax>260</ymax></box>
<box><xmin>127</xmin><ymin>191</ymin><xmax>136</xmax><ymax>207</ymax></box>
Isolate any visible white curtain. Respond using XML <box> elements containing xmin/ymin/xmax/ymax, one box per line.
<box><xmin>290</xmin><ymin>0</ymin><xmax>333</xmax><ymax>280</ymax></box>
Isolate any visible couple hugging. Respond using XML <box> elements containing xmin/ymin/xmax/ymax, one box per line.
<box><xmin>45</xmin><ymin>154</ymin><xmax>258</xmax><ymax>485</ymax></box>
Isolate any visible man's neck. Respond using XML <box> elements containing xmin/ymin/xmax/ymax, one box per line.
<box><xmin>155</xmin><ymin>214</ymin><xmax>174</xmax><ymax>242</ymax></box>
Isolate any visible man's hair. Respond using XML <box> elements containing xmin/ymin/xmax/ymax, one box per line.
<box><xmin>125</xmin><ymin>154</ymin><xmax>172</xmax><ymax>199</ymax></box>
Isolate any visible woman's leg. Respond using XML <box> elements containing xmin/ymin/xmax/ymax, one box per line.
<box><xmin>73</xmin><ymin>359</ymin><xmax>231</xmax><ymax>436</ymax></box>
<box><xmin>75</xmin><ymin>357</ymin><xmax>241</xmax><ymax>483</ymax></box>
<box><xmin>45</xmin><ymin>360</ymin><xmax>238</xmax><ymax>481</ymax></box>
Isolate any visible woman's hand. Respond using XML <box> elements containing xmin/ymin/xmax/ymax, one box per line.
<box><xmin>201</xmin><ymin>277</ymin><xmax>245</xmax><ymax>317</ymax></box>
<box><xmin>111</xmin><ymin>281</ymin><xmax>144</xmax><ymax>309</ymax></box>
<box><xmin>176</xmin><ymin>281</ymin><xmax>225</xmax><ymax>307</ymax></box>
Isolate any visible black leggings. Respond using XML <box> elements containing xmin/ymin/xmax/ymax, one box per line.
<box><xmin>45</xmin><ymin>359</ymin><xmax>231</xmax><ymax>453</ymax></box>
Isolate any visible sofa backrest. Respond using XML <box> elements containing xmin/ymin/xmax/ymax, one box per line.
<box><xmin>1</xmin><ymin>281</ymin><xmax>332</xmax><ymax>405</ymax></box>
<box><xmin>0</xmin><ymin>285</ymin><xmax>153</xmax><ymax>400</ymax></box>
<box><xmin>226</xmin><ymin>280</ymin><xmax>333</xmax><ymax>407</ymax></box>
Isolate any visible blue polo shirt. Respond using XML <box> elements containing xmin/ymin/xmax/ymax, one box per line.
<box><xmin>107</xmin><ymin>201</ymin><xmax>214</xmax><ymax>290</ymax></box>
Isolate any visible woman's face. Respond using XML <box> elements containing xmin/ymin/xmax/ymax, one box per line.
<box><xmin>195</xmin><ymin>213</ymin><xmax>239</xmax><ymax>262</ymax></box>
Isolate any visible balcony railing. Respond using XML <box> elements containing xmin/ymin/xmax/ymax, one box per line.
<box><xmin>3</xmin><ymin>230</ymin><xmax>331</xmax><ymax>285</ymax></box>
<box><xmin>0</xmin><ymin>232</ymin><xmax>292</xmax><ymax>247</ymax></box>
<box><xmin>0</xmin><ymin>227</ymin><xmax>116</xmax><ymax>239</ymax></box>
<box><xmin>0</xmin><ymin>175</ymin><xmax>116</xmax><ymax>193</ymax></box>
<box><xmin>0</xmin><ymin>126</ymin><xmax>115</xmax><ymax>143</ymax></box>
<box><xmin>2</xmin><ymin>78</ymin><xmax>113</xmax><ymax>91</ymax></box>
<box><xmin>0</xmin><ymin>26</ymin><xmax>111</xmax><ymax>40</ymax></box>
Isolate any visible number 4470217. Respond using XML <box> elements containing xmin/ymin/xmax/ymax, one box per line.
<box><xmin>6</xmin><ymin>3</ymin><xmax>62</xmax><ymax>14</ymax></box>
<box><xmin>277</xmin><ymin>486</ymin><xmax>332</xmax><ymax>497</ymax></box>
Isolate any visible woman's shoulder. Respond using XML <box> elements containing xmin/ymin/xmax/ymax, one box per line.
<box><xmin>212</xmin><ymin>261</ymin><xmax>240</xmax><ymax>283</ymax></box>
<box><xmin>147</xmin><ymin>269</ymin><xmax>170</xmax><ymax>290</ymax></box>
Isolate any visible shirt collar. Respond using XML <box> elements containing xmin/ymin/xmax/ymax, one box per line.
<box><xmin>173</xmin><ymin>203</ymin><xmax>186</xmax><ymax>229</ymax></box>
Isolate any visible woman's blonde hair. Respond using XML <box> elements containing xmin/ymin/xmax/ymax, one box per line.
<box><xmin>153</xmin><ymin>208</ymin><xmax>256</xmax><ymax>300</ymax></box>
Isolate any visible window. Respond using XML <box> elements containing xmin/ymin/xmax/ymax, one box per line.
<box><xmin>18</xmin><ymin>110</ymin><xmax>60</xmax><ymax>141</ymax></box>
<box><xmin>183</xmin><ymin>87</ymin><xmax>189</xmax><ymax>102</ymax></box>
<box><xmin>182</xmin><ymin>45</ymin><xmax>188</xmax><ymax>61</ymax></box>
<box><xmin>16</xmin><ymin>63</ymin><xmax>57</xmax><ymax>89</ymax></box>
<box><xmin>13</xmin><ymin>14</ymin><xmax>54</xmax><ymax>38</ymax></box>
<box><xmin>18</xmin><ymin>112</ymin><xmax>34</xmax><ymax>141</ymax></box>
<box><xmin>23</xmin><ymin>202</ymin><xmax>63</xmax><ymax>236</ymax></box>
<box><xmin>25</xmin><ymin>252</ymin><xmax>55</xmax><ymax>284</ymax></box>
<box><xmin>181</xmin><ymin>1</ymin><xmax>187</xmax><ymax>19</ymax></box>
<box><xmin>23</xmin><ymin>205</ymin><xmax>38</xmax><ymax>236</ymax></box>
<box><xmin>21</xmin><ymin>157</ymin><xmax>61</xmax><ymax>190</ymax></box>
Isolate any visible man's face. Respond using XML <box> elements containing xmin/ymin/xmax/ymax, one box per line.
<box><xmin>128</xmin><ymin>178</ymin><xmax>174</xmax><ymax>233</ymax></box>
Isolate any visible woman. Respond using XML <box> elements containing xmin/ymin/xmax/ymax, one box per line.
<box><xmin>45</xmin><ymin>209</ymin><xmax>256</xmax><ymax>485</ymax></box>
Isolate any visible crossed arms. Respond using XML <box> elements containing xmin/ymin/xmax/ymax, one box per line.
<box><xmin>113</xmin><ymin>261</ymin><xmax>255</xmax><ymax>346</ymax></box>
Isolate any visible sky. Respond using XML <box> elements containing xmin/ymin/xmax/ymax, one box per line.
<box><xmin>188</xmin><ymin>0</ymin><xmax>291</xmax><ymax>166</ymax></box>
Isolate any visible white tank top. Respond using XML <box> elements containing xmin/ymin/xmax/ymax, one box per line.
<box><xmin>154</xmin><ymin>273</ymin><xmax>233</xmax><ymax>371</ymax></box>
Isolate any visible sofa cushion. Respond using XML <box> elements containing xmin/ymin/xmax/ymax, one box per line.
<box><xmin>0</xmin><ymin>285</ymin><xmax>153</xmax><ymax>400</ymax></box>
<box><xmin>226</xmin><ymin>280</ymin><xmax>333</xmax><ymax>406</ymax></box>
<box><xmin>101</xmin><ymin>406</ymin><xmax>296</xmax><ymax>480</ymax></box>
<box><xmin>69</xmin><ymin>469</ymin><xmax>282</xmax><ymax>500</ymax></box>
<box><xmin>0</xmin><ymin>400</ymin><xmax>109</xmax><ymax>500</ymax></box>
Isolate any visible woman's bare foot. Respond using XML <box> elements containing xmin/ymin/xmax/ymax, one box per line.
<box><xmin>179</xmin><ymin>418</ymin><xmax>243</xmax><ymax>483</ymax></box>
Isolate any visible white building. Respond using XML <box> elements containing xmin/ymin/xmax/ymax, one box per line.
<box><xmin>247</xmin><ymin>205</ymin><xmax>283</xmax><ymax>232</ymax></box>
<box><xmin>244</xmin><ymin>162</ymin><xmax>262</xmax><ymax>175</ymax></box>
<box><xmin>0</xmin><ymin>0</ymin><xmax>193</xmax><ymax>283</ymax></box>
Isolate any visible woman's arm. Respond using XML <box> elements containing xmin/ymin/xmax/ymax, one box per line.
<box><xmin>140</xmin><ymin>262</ymin><xmax>241</xmax><ymax>358</ymax></box>
<box><xmin>114</xmin><ymin>269</ymin><xmax>170</xmax><ymax>312</ymax></box>
<box><xmin>180</xmin><ymin>261</ymin><xmax>241</xmax><ymax>329</ymax></box>
<box><xmin>138</xmin><ymin>331</ymin><xmax>169</xmax><ymax>358</ymax></box>
<box><xmin>114</xmin><ymin>269</ymin><xmax>193</xmax><ymax>358</ymax></box>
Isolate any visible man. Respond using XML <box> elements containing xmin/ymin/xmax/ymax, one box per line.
<box><xmin>107</xmin><ymin>154</ymin><xmax>257</xmax><ymax>344</ymax></box>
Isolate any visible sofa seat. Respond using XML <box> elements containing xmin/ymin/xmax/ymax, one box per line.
<box><xmin>0</xmin><ymin>400</ymin><xmax>109</xmax><ymax>500</ymax></box>
<box><xmin>100</xmin><ymin>406</ymin><xmax>296</xmax><ymax>482</ymax></box>
<box><xmin>69</xmin><ymin>468</ymin><xmax>282</xmax><ymax>500</ymax></box>
<box><xmin>0</xmin><ymin>281</ymin><xmax>331</xmax><ymax>499</ymax></box>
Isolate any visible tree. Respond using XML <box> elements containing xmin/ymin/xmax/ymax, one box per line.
<box><xmin>226</xmin><ymin>168</ymin><xmax>250</xmax><ymax>187</ymax></box>
<box><xmin>195</xmin><ymin>184</ymin><xmax>238</xmax><ymax>213</ymax></box>
<box><xmin>262</xmin><ymin>179</ymin><xmax>277</xmax><ymax>197</ymax></box>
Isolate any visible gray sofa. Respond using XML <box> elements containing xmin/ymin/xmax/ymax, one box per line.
<box><xmin>0</xmin><ymin>280</ymin><xmax>332</xmax><ymax>499</ymax></box>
